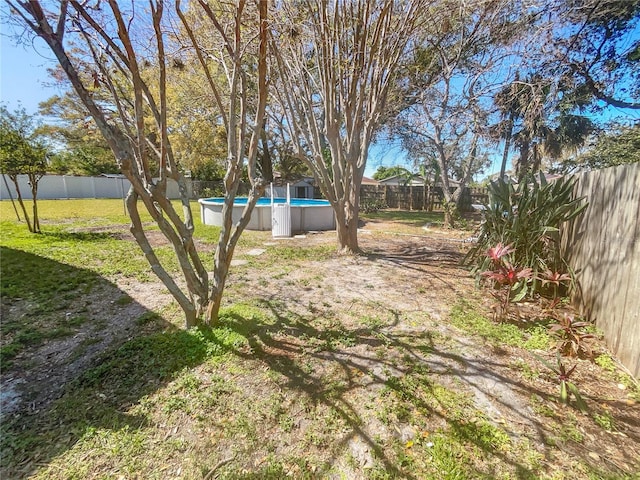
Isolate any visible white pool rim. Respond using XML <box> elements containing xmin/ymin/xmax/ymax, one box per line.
<box><xmin>198</xmin><ymin>197</ymin><xmax>336</xmax><ymax>232</ymax></box>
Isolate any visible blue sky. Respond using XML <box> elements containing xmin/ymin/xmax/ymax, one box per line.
<box><xmin>2</xmin><ymin>27</ymin><xmax>637</xmax><ymax>180</ymax></box>
<box><xmin>0</xmin><ymin>31</ymin><xmax>60</xmax><ymax>115</ymax></box>
<box><xmin>0</xmin><ymin>29</ymin><xmax>405</xmax><ymax>178</ymax></box>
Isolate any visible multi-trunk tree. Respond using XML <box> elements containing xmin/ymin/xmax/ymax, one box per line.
<box><xmin>9</xmin><ymin>0</ymin><xmax>268</xmax><ymax>326</ymax></box>
<box><xmin>270</xmin><ymin>0</ymin><xmax>428</xmax><ymax>253</ymax></box>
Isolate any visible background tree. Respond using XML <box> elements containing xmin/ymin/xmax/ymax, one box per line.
<box><xmin>483</xmin><ymin>1</ymin><xmax>637</xmax><ymax>181</ymax></box>
<box><xmin>9</xmin><ymin>0</ymin><xmax>268</xmax><ymax>326</ymax></box>
<box><xmin>394</xmin><ymin>0</ymin><xmax>523</xmax><ymax>226</ymax></box>
<box><xmin>0</xmin><ymin>105</ymin><xmax>48</xmax><ymax>233</ymax></box>
<box><xmin>492</xmin><ymin>74</ymin><xmax>523</xmax><ymax>180</ymax></box>
<box><xmin>38</xmin><ymin>50</ymin><xmax>229</xmax><ymax>180</ymax></box>
<box><xmin>371</xmin><ymin>165</ymin><xmax>412</xmax><ymax>181</ymax></box>
<box><xmin>162</xmin><ymin>43</ymin><xmax>229</xmax><ymax>182</ymax></box>
<box><xmin>37</xmin><ymin>93</ymin><xmax>118</xmax><ymax>176</ymax></box>
<box><xmin>271</xmin><ymin>0</ymin><xmax>427</xmax><ymax>253</ymax></box>
<box><xmin>551</xmin><ymin>123</ymin><xmax>640</xmax><ymax>173</ymax></box>
<box><xmin>493</xmin><ymin>74</ymin><xmax>595</xmax><ymax>180</ymax></box>
<box><xmin>261</xmin><ymin>112</ymin><xmax>310</xmax><ymax>182</ymax></box>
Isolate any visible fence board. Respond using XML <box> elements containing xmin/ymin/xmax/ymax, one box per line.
<box><xmin>359</xmin><ymin>184</ymin><xmax>487</xmax><ymax>211</ymax></box>
<box><xmin>561</xmin><ymin>163</ymin><xmax>640</xmax><ymax>377</ymax></box>
<box><xmin>1</xmin><ymin>174</ymin><xmax>186</xmax><ymax>200</ymax></box>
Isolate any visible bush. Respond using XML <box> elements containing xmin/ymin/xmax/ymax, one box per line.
<box><xmin>199</xmin><ymin>185</ymin><xmax>224</xmax><ymax>198</ymax></box>
<box><xmin>361</xmin><ymin>199</ymin><xmax>388</xmax><ymax>214</ymax></box>
<box><xmin>465</xmin><ymin>173</ymin><xmax>587</xmax><ymax>293</ymax></box>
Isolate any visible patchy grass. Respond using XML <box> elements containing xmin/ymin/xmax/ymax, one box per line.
<box><xmin>1</xmin><ymin>199</ymin><xmax>638</xmax><ymax>479</ymax></box>
<box><xmin>449</xmin><ymin>298</ymin><xmax>554</xmax><ymax>351</ymax></box>
<box><xmin>0</xmin><ymin>246</ymin><xmax>107</xmax><ymax>364</ymax></box>
<box><xmin>6</xmin><ymin>291</ymin><xmax>636</xmax><ymax>479</ymax></box>
<box><xmin>1</xmin><ymin>305</ymin><xmax>257</xmax><ymax>475</ymax></box>
<box><xmin>0</xmin><ymin>221</ymin><xmax>152</xmax><ymax>279</ymax></box>
<box><xmin>361</xmin><ymin>210</ymin><xmax>445</xmax><ymax>227</ymax></box>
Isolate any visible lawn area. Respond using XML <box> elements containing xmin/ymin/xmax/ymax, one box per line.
<box><xmin>1</xmin><ymin>199</ymin><xmax>639</xmax><ymax>479</ymax></box>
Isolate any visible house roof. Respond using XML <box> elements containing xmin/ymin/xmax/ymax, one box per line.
<box><xmin>361</xmin><ymin>176</ymin><xmax>379</xmax><ymax>185</ymax></box>
<box><xmin>377</xmin><ymin>174</ymin><xmax>461</xmax><ymax>187</ymax></box>
<box><xmin>377</xmin><ymin>174</ymin><xmax>425</xmax><ymax>186</ymax></box>
<box><xmin>271</xmin><ymin>173</ymin><xmax>315</xmax><ymax>187</ymax></box>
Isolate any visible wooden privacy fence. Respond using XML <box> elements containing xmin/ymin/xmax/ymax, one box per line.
<box><xmin>359</xmin><ymin>184</ymin><xmax>488</xmax><ymax>211</ymax></box>
<box><xmin>561</xmin><ymin>163</ymin><xmax>640</xmax><ymax>377</ymax></box>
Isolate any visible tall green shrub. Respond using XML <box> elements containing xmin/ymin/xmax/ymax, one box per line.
<box><xmin>465</xmin><ymin>173</ymin><xmax>587</xmax><ymax>292</ymax></box>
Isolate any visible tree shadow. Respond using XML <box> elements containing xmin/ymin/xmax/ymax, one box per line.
<box><xmin>2</xmin><ymin>239</ymin><xmax>637</xmax><ymax>478</ymax></box>
<box><xmin>364</xmin><ymin>240</ymin><xmax>470</xmax><ymax>294</ymax></box>
<box><xmin>0</xmin><ymin>248</ymin><xmax>233</xmax><ymax>478</ymax></box>
<box><xmin>218</xmin><ymin>297</ymin><xmax>568</xmax><ymax>479</ymax></box>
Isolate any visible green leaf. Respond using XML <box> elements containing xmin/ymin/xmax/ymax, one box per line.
<box><xmin>512</xmin><ymin>285</ymin><xmax>528</xmax><ymax>302</ymax></box>
<box><xmin>567</xmin><ymin>382</ymin><xmax>588</xmax><ymax>412</ymax></box>
<box><xmin>533</xmin><ymin>353</ymin><xmax>558</xmax><ymax>374</ymax></box>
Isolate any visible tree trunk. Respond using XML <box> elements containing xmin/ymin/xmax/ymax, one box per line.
<box><xmin>2</xmin><ymin>174</ymin><xmax>21</xmax><ymax>221</ymax></box>
<box><xmin>336</xmin><ymin>173</ymin><xmax>363</xmax><ymax>254</ymax></box>
<box><xmin>9</xmin><ymin>175</ymin><xmax>33</xmax><ymax>233</ymax></box>
<box><xmin>29</xmin><ymin>174</ymin><xmax>41</xmax><ymax>233</ymax></box>
<box><xmin>126</xmin><ymin>189</ymin><xmax>202</xmax><ymax>328</ymax></box>
<box><xmin>207</xmin><ymin>247</ymin><xmax>231</xmax><ymax>323</ymax></box>
<box><xmin>517</xmin><ymin>141</ymin><xmax>530</xmax><ymax>181</ymax></box>
<box><xmin>336</xmin><ymin>222</ymin><xmax>359</xmax><ymax>254</ymax></box>
<box><xmin>336</xmin><ymin>216</ymin><xmax>360</xmax><ymax>254</ymax></box>
<box><xmin>335</xmin><ymin>181</ymin><xmax>361</xmax><ymax>255</ymax></box>
<box><xmin>444</xmin><ymin>206</ymin><xmax>454</xmax><ymax>229</ymax></box>
<box><xmin>442</xmin><ymin>187</ymin><xmax>463</xmax><ymax>229</ymax></box>
<box><xmin>499</xmin><ymin>113</ymin><xmax>514</xmax><ymax>180</ymax></box>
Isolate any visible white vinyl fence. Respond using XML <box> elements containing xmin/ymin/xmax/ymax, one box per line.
<box><xmin>1</xmin><ymin>174</ymin><xmax>186</xmax><ymax>200</ymax></box>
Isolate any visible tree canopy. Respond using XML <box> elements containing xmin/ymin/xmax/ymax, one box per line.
<box><xmin>372</xmin><ymin>166</ymin><xmax>413</xmax><ymax>181</ymax></box>
<box><xmin>552</xmin><ymin>123</ymin><xmax>640</xmax><ymax>173</ymax></box>
<box><xmin>0</xmin><ymin>105</ymin><xmax>48</xmax><ymax>233</ymax></box>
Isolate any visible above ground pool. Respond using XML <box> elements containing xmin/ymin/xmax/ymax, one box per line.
<box><xmin>198</xmin><ymin>197</ymin><xmax>336</xmax><ymax>232</ymax></box>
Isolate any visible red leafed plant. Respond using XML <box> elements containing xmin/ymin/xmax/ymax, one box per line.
<box><xmin>481</xmin><ymin>243</ymin><xmax>533</xmax><ymax>321</ymax></box>
<box><xmin>548</xmin><ymin>313</ymin><xmax>596</xmax><ymax>358</ymax></box>
<box><xmin>540</xmin><ymin>269</ymin><xmax>572</xmax><ymax>308</ymax></box>
<box><xmin>535</xmin><ymin>353</ymin><xmax>588</xmax><ymax>412</ymax></box>
<box><xmin>540</xmin><ymin>270</ymin><xmax>572</xmax><ymax>287</ymax></box>
<box><xmin>487</xmin><ymin>243</ymin><xmax>515</xmax><ymax>263</ymax></box>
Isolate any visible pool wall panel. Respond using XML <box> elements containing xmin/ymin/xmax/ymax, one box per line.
<box><xmin>198</xmin><ymin>199</ymin><xmax>335</xmax><ymax>232</ymax></box>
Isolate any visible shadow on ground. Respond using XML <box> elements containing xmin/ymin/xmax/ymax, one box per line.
<box><xmin>2</xmin><ymin>242</ymin><xmax>638</xmax><ymax>478</ymax></box>
<box><xmin>0</xmin><ymin>247</ymin><xmax>207</xmax><ymax>478</ymax></box>
<box><xmin>219</xmin><ymin>296</ymin><xmax>559</xmax><ymax>479</ymax></box>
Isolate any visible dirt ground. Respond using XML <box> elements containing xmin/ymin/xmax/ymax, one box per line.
<box><xmin>2</xmin><ymin>217</ymin><xmax>639</xmax><ymax>478</ymax></box>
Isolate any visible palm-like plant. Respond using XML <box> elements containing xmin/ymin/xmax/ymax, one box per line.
<box><xmin>465</xmin><ymin>173</ymin><xmax>588</xmax><ymax>295</ymax></box>
<box><xmin>493</xmin><ymin>74</ymin><xmax>595</xmax><ymax>181</ymax></box>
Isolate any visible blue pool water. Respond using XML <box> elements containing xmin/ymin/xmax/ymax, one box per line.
<box><xmin>202</xmin><ymin>197</ymin><xmax>331</xmax><ymax>207</ymax></box>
